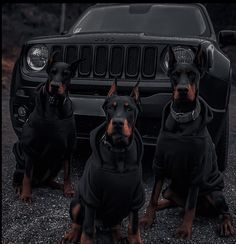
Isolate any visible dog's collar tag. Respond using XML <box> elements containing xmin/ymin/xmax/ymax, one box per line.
<box><xmin>49</xmin><ymin>96</ymin><xmax>56</xmax><ymax>104</ymax></box>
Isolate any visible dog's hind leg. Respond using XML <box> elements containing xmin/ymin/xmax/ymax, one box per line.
<box><xmin>161</xmin><ymin>187</ymin><xmax>185</xmax><ymax>208</ymax></box>
<box><xmin>206</xmin><ymin>191</ymin><xmax>234</xmax><ymax>237</ymax></box>
<box><xmin>62</xmin><ymin>198</ymin><xmax>84</xmax><ymax>243</ymax></box>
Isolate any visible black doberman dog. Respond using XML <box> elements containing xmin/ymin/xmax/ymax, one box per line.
<box><xmin>140</xmin><ymin>45</ymin><xmax>234</xmax><ymax>239</ymax></box>
<box><xmin>62</xmin><ymin>80</ymin><xmax>145</xmax><ymax>244</ymax></box>
<box><xmin>12</xmin><ymin>53</ymin><xmax>84</xmax><ymax>202</ymax></box>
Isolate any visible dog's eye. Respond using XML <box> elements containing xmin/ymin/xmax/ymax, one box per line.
<box><xmin>108</xmin><ymin>102</ymin><xmax>117</xmax><ymax>111</ymax></box>
<box><xmin>125</xmin><ymin>104</ymin><xmax>132</xmax><ymax>111</ymax></box>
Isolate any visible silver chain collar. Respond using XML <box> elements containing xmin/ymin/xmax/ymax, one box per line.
<box><xmin>170</xmin><ymin>99</ymin><xmax>201</xmax><ymax>123</ymax></box>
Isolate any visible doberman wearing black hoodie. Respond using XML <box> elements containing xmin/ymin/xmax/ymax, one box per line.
<box><xmin>12</xmin><ymin>53</ymin><xmax>84</xmax><ymax>203</ymax></box>
<box><xmin>62</xmin><ymin>80</ymin><xmax>145</xmax><ymax>244</ymax></box>
<box><xmin>140</xmin><ymin>45</ymin><xmax>234</xmax><ymax>239</ymax></box>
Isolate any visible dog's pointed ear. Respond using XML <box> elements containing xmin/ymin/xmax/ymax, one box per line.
<box><xmin>168</xmin><ymin>46</ymin><xmax>177</xmax><ymax>75</ymax></box>
<box><xmin>130</xmin><ymin>79</ymin><xmax>140</xmax><ymax>101</ymax></box>
<box><xmin>46</xmin><ymin>51</ymin><xmax>59</xmax><ymax>74</ymax></box>
<box><xmin>102</xmin><ymin>78</ymin><xmax>118</xmax><ymax>113</ymax></box>
<box><xmin>130</xmin><ymin>79</ymin><xmax>142</xmax><ymax>112</ymax></box>
<box><xmin>69</xmin><ymin>58</ymin><xmax>86</xmax><ymax>77</ymax></box>
<box><xmin>194</xmin><ymin>44</ymin><xmax>206</xmax><ymax>72</ymax></box>
<box><xmin>107</xmin><ymin>77</ymin><xmax>118</xmax><ymax>97</ymax></box>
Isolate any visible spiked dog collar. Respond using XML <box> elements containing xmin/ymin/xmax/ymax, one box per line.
<box><xmin>170</xmin><ymin>99</ymin><xmax>201</xmax><ymax>123</ymax></box>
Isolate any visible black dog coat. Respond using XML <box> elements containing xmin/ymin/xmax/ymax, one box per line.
<box><xmin>153</xmin><ymin>97</ymin><xmax>224</xmax><ymax>197</ymax></box>
<box><xmin>13</xmin><ymin>84</ymin><xmax>76</xmax><ymax>185</ymax></box>
<box><xmin>77</xmin><ymin>122</ymin><xmax>145</xmax><ymax>227</ymax></box>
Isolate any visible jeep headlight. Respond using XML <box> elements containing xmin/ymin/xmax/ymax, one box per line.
<box><xmin>26</xmin><ymin>45</ymin><xmax>49</xmax><ymax>71</ymax></box>
<box><xmin>163</xmin><ymin>46</ymin><xmax>195</xmax><ymax>71</ymax></box>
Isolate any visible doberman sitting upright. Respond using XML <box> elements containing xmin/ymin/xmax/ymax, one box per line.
<box><xmin>140</xmin><ymin>45</ymin><xmax>234</xmax><ymax>239</ymax></box>
<box><xmin>62</xmin><ymin>80</ymin><xmax>145</xmax><ymax>244</ymax></box>
<box><xmin>12</xmin><ymin>52</ymin><xmax>84</xmax><ymax>202</ymax></box>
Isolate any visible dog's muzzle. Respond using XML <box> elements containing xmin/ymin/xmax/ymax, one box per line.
<box><xmin>50</xmin><ymin>81</ymin><xmax>60</xmax><ymax>93</ymax></box>
<box><xmin>177</xmin><ymin>85</ymin><xmax>189</xmax><ymax>96</ymax></box>
<box><xmin>112</xmin><ymin>118</ymin><xmax>124</xmax><ymax>131</ymax></box>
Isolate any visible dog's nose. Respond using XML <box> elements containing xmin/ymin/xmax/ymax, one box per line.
<box><xmin>177</xmin><ymin>86</ymin><xmax>188</xmax><ymax>94</ymax></box>
<box><xmin>51</xmin><ymin>84</ymin><xmax>59</xmax><ymax>89</ymax></box>
<box><xmin>112</xmin><ymin>118</ymin><xmax>124</xmax><ymax>128</ymax></box>
<box><xmin>51</xmin><ymin>83</ymin><xmax>60</xmax><ymax>90</ymax></box>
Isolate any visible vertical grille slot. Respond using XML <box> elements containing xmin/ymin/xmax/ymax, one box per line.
<box><xmin>110</xmin><ymin>46</ymin><xmax>124</xmax><ymax>77</ymax></box>
<box><xmin>51</xmin><ymin>46</ymin><xmax>63</xmax><ymax>62</ymax></box>
<box><xmin>142</xmin><ymin>46</ymin><xmax>157</xmax><ymax>78</ymax></box>
<box><xmin>65</xmin><ymin>46</ymin><xmax>78</xmax><ymax>64</ymax></box>
<box><xmin>78</xmin><ymin>46</ymin><xmax>93</xmax><ymax>77</ymax></box>
<box><xmin>126</xmin><ymin>46</ymin><xmax>140</xmax><ymax>78</ymax></box>
<box><xmin>94</xmin><ymin>46</ymin><xmax>108</xmax><ymax>77</ymax></box>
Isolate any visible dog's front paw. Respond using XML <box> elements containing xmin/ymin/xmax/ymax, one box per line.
<box><xmin>175</xmin><ymin>223</ymin><xmax>192</xmax><ymax>240</ymax></box>
<box><xmin>64</xmin><ymin>182</ymin><xmax>75</xmax><ymax>198</ymax></box>
<box><xmin>20</xmin><ymin>193</ymin><xmax>32</xmax><ymax>203</ymax></box>
<box><xmin>128</xmin><ymin>230</ymin><xmax>143</xmax><ymax>244</ymax></box>
<box><xmin>80</xmin><ymin>232</ymin><xmax>94</xmax><ymax>244</ymax></box>
<box><xmin>218</xmin><ymin>214</ymin><xmax>234</xmax><ymax>237</ymax></box>
<box><xmin>139</xmin><ymin>206</ymin><xmax>155</xmax><ymax>229</ymax></box>
<box><xmin>62</xmin><ymin>224</ymin><xmax>81</xmax><ymax>244</ymax></box>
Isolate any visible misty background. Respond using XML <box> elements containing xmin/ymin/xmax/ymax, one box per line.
<box><xmin>2</xmin><ymin>3</ymin><xmax>236</xmax><ymax>89</ymax></box>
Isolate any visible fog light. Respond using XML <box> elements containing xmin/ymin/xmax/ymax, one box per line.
<box><xmin>18</xmin><ymin>106</ymin><xmax>27</xmax><ymax>117</ymax></box>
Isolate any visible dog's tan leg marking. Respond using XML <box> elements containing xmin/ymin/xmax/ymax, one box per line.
<box><xmin>20</xmin><ymin>173</ymin><xmax>32</xmax><ymax>203</ymax></box>
<box><xmin>80</xmin><ymin>232</ymin><xmax>94</xmax><ymax>244</ymax></box>
<box><xmin>62</xmin><ymin>203</ymin><xmax>82</xmax><ymax>243</ymax></box>
<box><xmin>206</xmin><ymin>195</ymin><xmax>234</xmax><ymax>236</ymax></box>
<box><xmin>140</xmin><ymin>179</ymin><xmax>163</xmax><ymax>228</ymax></box>
<box><xmin>63</xmin><ymin>159</ymin><xmax>75</xmax><ymax>197</ymax></box>
<box><xmin>128</xmin><ymin>228</ymin><xmax>143</xmax><ymax>244</ymax></box>
<box><xmin>112</xmin><ymin>224</ymin><xmax>126</xmax><ymax>242</ymax></box>
<box><xmin>62</xmin><ymin>223</ymin><xmax>82</xmax><ymax>243</ymax></box>
<box><xmin>176</xmin><ymin>208</ymin><xmax>195</xmax><ymax>240</ymax></box>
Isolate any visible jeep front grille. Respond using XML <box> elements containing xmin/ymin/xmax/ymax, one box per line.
<box><xmin>110</xmin><ymin>46</ymin><xmax>124</xmax><ymax>77</ymax></box>
<box><xmin>94</xmin><ymin>46</ymin><xmax>108</xmax><ymax>77</ymax></box>
<box><xmin>65</xmin><ymin>45</ymin><xmax>78</xmax><ymax>64</ymax></box>
<box><xmin>51</xmin><ymin>44</ymin><xmax>159</xmax><ymax>80</ymax></box>
<box><xmin>142</xmin><ymin>46</ymin><xmax>157</xmax><ymax>78</ymax></box>
<box><xmin>79</xmin><ymin>45</ymin><xmax>93</xmax><ymax>77</ymax></box>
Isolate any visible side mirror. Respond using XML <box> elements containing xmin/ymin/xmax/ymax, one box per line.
<box><xmin>218</xmin><ymin>30</ymin><xmax>236</xmax><ymax>48</ymax></box>
<box><xmin>60</xmin><ymin>30</ymin><xmax>68</xmax><ymax>35</ymax></box>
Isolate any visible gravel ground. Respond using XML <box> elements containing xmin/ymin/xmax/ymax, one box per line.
<box><xmin>2</xmin><ymin>86</ymin><xmax>236</xmax><ymax>244</ymax></box>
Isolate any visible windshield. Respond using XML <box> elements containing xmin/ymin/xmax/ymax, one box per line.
<box><xmin>71</xmin><ymin>4</ymin><xmax>210</xmax><ymax>37</ymax></box>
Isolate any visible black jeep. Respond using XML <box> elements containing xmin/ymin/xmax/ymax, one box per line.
<box><xmin>10</xmin><ymin>3</ymin><xmax>236</xmax><ymax>171</ymax></box>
